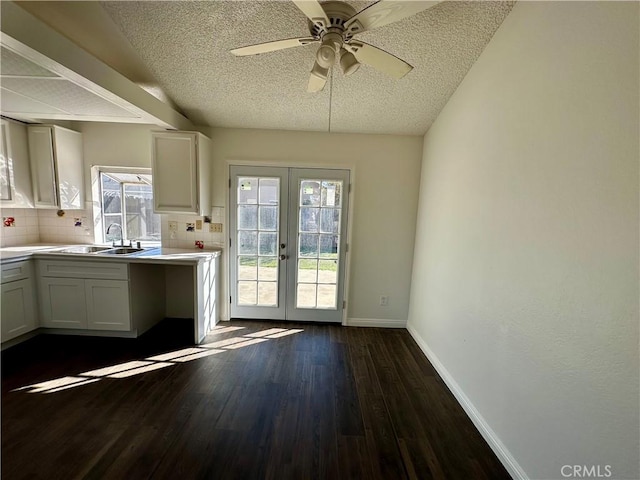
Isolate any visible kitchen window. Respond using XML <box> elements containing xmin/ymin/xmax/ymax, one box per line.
<box><xmin>96</xmin><ymin>169</ymin><xmax>161</xmax><ymax>243</ymax></box>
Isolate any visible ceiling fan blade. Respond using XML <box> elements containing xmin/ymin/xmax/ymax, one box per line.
<box><xmin>308</xmin><ymin>61</ymin><xmax>328</xmax><ymax>92</ymax></box>
<box><xmin>231</xmin><ymin>37</ymin><xmax>317</xmax><ymax>56</ymax></box>
<box><xmin>291</xmin><ymin>0</ymin><xmax>330</xmax><ymax>29</ymax></box>
<box><xmin>345</xmin><ymin>0</ymin><xmax>441</xmax><ymax>35</ymax></box>
<box><xmin>345</xmin><ymin>41</ymin><xmax>412</xmax><ymax>79</ymax></box>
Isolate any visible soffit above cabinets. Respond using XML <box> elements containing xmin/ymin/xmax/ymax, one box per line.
<box><xmin>1</xmin><ymin>46</ymin><xmax>141</xmax><ymax>123</ymax></box>
<box><xmin>0</xmin><ymin>1</ymin><xmax>193</xmax><ymax>129</ymax></box>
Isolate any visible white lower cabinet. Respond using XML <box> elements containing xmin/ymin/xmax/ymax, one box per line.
<box><xmin>1</xmin><ymin>277</ymin><xmax>37</xmax><ymax>342</ymax></box>
<box><xmin>39</xmin><ymin>277</ymin><xmax>87</xmax><ymax>328</ymax></box>
<box><xmin>37</xmin><ymin>260</ymin><xmax>131</xmax><ymax>332</ymax></box>
<box><xmin>85</xmin><ymin>280</ymin><xmax>130</xmax><ymax>331</ymax></box>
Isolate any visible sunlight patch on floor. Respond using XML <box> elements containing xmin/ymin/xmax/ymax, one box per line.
<box><xmin>208</xmin><ymin>326</ymin><xmax>247</xmax><ymax>335</ymax></box>
<box><xmin>223</xmin><ymin>338</ymin><xmax>269</xmax><ymax>349</ymax></box>
<box><xmin>108</xmin><ymin>362</ymin><xmax>174</xmax><ymax>378</ymax></box>
<box><xmin>13</xmin><ymin>326</ymin><xmax>304</xmax><ymax>394</ymax></box>
<box><xmin>203</xmin><ymin>337</ymin><xmax>252</xmax><ymax>348</ymax></box>
<box><xmin>244</xmin><ymin>328</ymin><xmax>288</xmax><ymax>338</ymax></box>
<box><xmin>80</xmin><ymin>361</ymin><xmax>153</xmax><ymax>377</ymax></box>
<box><xmin>172</xmin><ymin>349</ymin><xmax>224</xmax><ymax>362</ymax></box>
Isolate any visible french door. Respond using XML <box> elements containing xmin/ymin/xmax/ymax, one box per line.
<box><xmin>229</xmin><ymin>166</ymin><xmax>350</xmax><ymax>322</ymax></box>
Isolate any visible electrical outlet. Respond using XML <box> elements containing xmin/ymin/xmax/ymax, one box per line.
<box><xmin>196</xmin><ymin>219</ymin><xmax>203</xmax><ymax>230</ymax></box>
<box><xmin>210</xmin><ymin>223</ymin><xmax>223</xmax><ymax>233</ymax></box>
<box><xmin>168</xmin><ymin>221</ymin><xmax>178</xmax><ymax>232</ymax></box>
<box><xmin>379</xmin><ymin>295</ymin><xmax>389</xmax><ymax>306</ymax></box>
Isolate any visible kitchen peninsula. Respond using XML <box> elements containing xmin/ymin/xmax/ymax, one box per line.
<box><xmin>0</xmin><ymin>245</ymin><xmax>221</xmax><ymax>348</ymax></box>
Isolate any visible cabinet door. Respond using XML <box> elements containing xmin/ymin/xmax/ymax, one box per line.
<box><xmin>85</xmin><ymin>280</ymin><xmax>131</xmax><ymax>331</ymax></box>
<box><xmin>27</xmin><ymin>126</ymin><xmax>57</xmax><ymax>207</ymax></box>
<box><xmin>39</xmin><ymin>277</ymin><xmax>87</xmax><ymax>328</ymax></box>
<box><xmin>1</xmin><ymin>120</ymin><xmax>34</xmax><ymax>208</ymax></box>
<box><xmin>1</xmin><ymin>279</ymin><xmax>36</xmax><ymax>342</ymax></box>
<box><xmin>152</xmin><ymin>132</ymin><xmax>198</xmax><ymax>213</ymax></box>
<box><xmin>0</xmin><ymin>120</ymin><xmax>13</xmax><ymax>201</ymax></box>
<box><xmin>53</xmin><ymin>127</ymin><xmax>83</xmax><ymax>209</ymax></box>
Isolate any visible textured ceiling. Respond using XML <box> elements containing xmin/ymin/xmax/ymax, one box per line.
<box><xmin>101</xmin><ymin>1</ymin><xmax>514</xmax><ymax>135</ymax></box>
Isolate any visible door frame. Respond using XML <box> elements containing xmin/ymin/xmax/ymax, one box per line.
<box><xmin>224</xmin><ymin>160</ymin><xmax>356</xmax><ymax>325</ymax></box>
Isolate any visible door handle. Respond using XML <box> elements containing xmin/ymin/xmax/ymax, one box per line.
<box><xmin>279</xmin><ymin>254</ymin><xmax>288</xmax><ymax>261</ymax></box>
<box><xmin>280</xmin><ymin>243</ymin><xmax>286</xmax><ymax>249</ymax></box>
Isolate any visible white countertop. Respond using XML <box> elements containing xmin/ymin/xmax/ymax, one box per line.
<box><xmin>0</xmin><ymin>244</ymin><xmax>222</xmax><ymax>265</ymax></box>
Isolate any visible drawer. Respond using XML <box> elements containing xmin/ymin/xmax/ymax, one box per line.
<box><xmin>37</xmin><ymin>260</ymin><xmax>128</xmax><ymax>280</ymax></box>
<box><xmin>1</xmin><ymin>260</ymin><xmax>32</xmax><ymax>284</ymax></box>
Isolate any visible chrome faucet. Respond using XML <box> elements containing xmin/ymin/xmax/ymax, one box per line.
<box><xmin>106</xmin><ymin>223</ymin><xmax>124</xmax><ymax>246</ymax></box>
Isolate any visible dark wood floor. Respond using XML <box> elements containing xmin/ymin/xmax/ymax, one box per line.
<box><xmin>2</xmin><ymin>319</ymin><xmax>510</xmax><ymax>480</ymax></box>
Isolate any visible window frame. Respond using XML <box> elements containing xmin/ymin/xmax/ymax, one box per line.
<box><xmin>92</xmin><ymin>166</ymin><xmax>161</xmax><ymax>246</ymax></box>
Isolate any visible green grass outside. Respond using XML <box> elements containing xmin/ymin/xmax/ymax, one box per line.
<box><xmin>239</xmin><ymin>256</ymin><xmax>337</xmax><ymax>271</ymax></box>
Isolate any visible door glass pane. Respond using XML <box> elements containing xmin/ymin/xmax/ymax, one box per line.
<box><xmin>238</xmin><ymin>230</ymin><xmax>257</xmax><ymax>255</ymax></box>
<box><xmin>297</xmin><ymin>284</ymin><xmax>317</xmax><ymax>308</ymax></box>
<box><xmin>320</xmin><ymin>208</ymin><xmax>339</xmax><ymax>234</ymax></box>
<box><xmin>238</xmin><ymin>281</ymin><xmax>257</xmax><ymax>305</ymax></box>
<box><xmin>318</xmin><ymin>260</ymin><xmax>337</xmax><ymax>283</ymax></box>
<box><xmin>236</xmin><ymin>176</ymin><xmax>280</xmax><ymax>307</ymax></box>
<box><xmin>238</xmin><ymin>256</ymin><xmax>257</xmax><ymax>280</ymax></box>
<box><xmin>295</xmin><ymin>179</ymin><xmax>343</xmax><ymax>310</ymax></box>
<box><xmin>258</xmin><ymin>232</ymin><xmax>277</xmax><ymax>256</ymax></box>
<box><xmin>259</xmin><ymin>178</ymin><xmax>279</xmax><ymax>204</ymax></box>
<box><xmin>259</xmin><ymin>206</ymin><xmax>277</xmax><ymax>231</ymax></box>
<box><xmin>299</xmin><ymin>233</ymin><xmax>318</xmax><ymax>257</ymax></box>
<box><xmin>299</xmin><ymin>207</ymin><xmax>319</xmax><ymax>233</ymax></box>
<box><xmin>319</xmin><ymin>234</ymin><xmax>338</xmax><ymax>258</ymax></box>
<box><xmin>238</xmin><ymin>178</ymin><xmax>258</xmax><ymax>204</ymax></box>
<box><xmin>317</xmin><ymin>284</ymin><xmax>337</xmax><ymax>309</ymax></box>
<box><xmin>258</xmin><ymin>282</ymin><xmax>277</xmax><ymax>306</ymax></box>
<box><xmin>258</xmin><ymin>257</ymin><xmax>277</xmax><ymax>281</ymax></box>
<box><xmin>300</xmin><ymin>180</ymin><xmax>320</xmax><ymax>206</ymax></box>
<box><xmin>321</xmin><ymin>181</ymin><xmax>342</xmax><ymax>207</ymax></box>
<box><xmin>238</xmin><ymin>205</ymin><xmax>257</xmax><ymax>230</ymax></box>
<box><xmin>298</xmin><ymin>259</ymin><xmax>318</xmax><ymax>283</ymax></box>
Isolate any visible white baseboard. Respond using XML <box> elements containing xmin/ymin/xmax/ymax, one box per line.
<box><xmin>406</xmin><ymin>324</ymin><xmax>527</xmax><ymax>480</ymax></box>
<box><xmin>346</xmin><ymin>317</ymin><xmax>406</xmax><ymax>328</ymax></box>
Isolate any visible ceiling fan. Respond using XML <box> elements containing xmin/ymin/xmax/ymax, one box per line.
<box><xmin>230</xmin><ymin>0</ymin><xmax>441</xmax><ymax>92</ymax></box>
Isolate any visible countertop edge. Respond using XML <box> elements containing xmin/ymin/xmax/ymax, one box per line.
<box><xmin>1</xmin><ymin>246</ymin><xmax>222</xmax><ymax>265</ymax></box>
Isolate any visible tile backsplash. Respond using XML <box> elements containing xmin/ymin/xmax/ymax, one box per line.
<box><xmin>0</xmin><ymin>208</ymin><xmax>40</xmax><ymax>247</ymax></box>
<box><xmin>38</xmin><ymin>208</ymin><xmax>94</xmax><ymax>244</ymax></box>
<box><xmin>161</xmin><ymin>208</ymin><xmax>225</xmax><ymax>249</ymax></box>
<box><xmin>0</xmin><ymin>207</ymin><xmax>225</xmax><ymax>249</ymax></box>
<box><xmin>0</xmin><ymin>207</ymin><xmax>96</xmax><ymax>247</ymax></box>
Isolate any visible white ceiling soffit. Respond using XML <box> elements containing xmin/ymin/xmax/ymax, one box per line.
<box><xmin>0</xmin><ymin>1</ymin><xmax>193</xmax><ymax>129</ymax></box>
<box><xmin>101</xmin><ymin>0</ymin><xmax>515</xmax><ymax>135</ymax></box>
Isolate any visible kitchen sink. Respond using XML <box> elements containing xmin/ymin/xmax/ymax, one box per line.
<box><xmin>59</xmin><ymin>246</ymin><xmax>114</xmax><ymax>254</ymax></box>
<box><xmin>99</xmin><ymin>247</ymin><xmax>145</xmax><ymax>255</ymax></box>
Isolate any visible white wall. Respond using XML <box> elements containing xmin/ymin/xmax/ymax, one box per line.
<box><xmin>208</xmin><ymin>127</ymin><xmax>423</xmax><ymax>324</ymax></box>
<box><xmin>408</xmin><ymin>2</ymin><xmax>639</xmax><ymax>479</ymax></box>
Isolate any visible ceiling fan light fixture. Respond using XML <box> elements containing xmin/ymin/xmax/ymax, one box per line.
<box><xmin>340</xmin><ymin>48</ymin><xmax>360</xmax><ymax>76</ymax></box>
<box><xmin>316</xmin><ymin>32</ymin><xmax>342</xmax><ymax>68</ymax></box>
<box><xmin>310</xmin><ymin>60</ymin><xmax>329</xmax><ymax>80</ymax></box>
<box><xmin>316</xmin><ymin>44</ymin><xmax>336</xmax><ymax>68</ymax></box>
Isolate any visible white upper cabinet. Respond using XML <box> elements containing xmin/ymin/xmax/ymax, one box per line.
<box><xmin>151</xmin><ymin>131</ymin><xmax>211</xmax><ymax>215</ymax></box>
<box><xmin>27</xmin><ymin>125</ymin><xmax>84</xmax><ymax>209</ymax></box>
<box><xmin>0</xmin><ymin>119</ymin><xmax>34</xmax><ymax>208</ymax></box>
